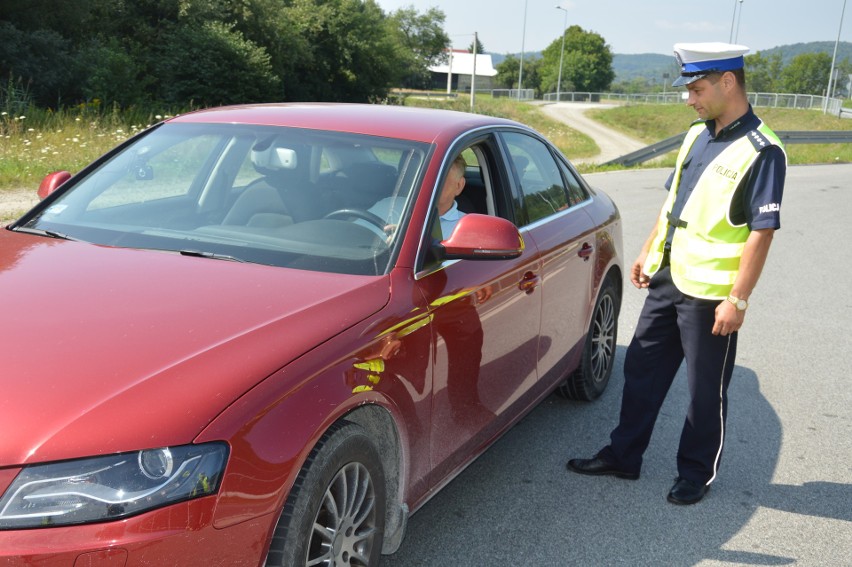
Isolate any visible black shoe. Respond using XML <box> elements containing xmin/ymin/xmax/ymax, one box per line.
<box><xmin>566</xmin><ymin>457</ymin><xmax>639</xmax><ymax>480</ymax></box>
<box><xmin>667</xmin><ymin>477</ymin><xmax>709</xmax><ymax>505</ymax></box>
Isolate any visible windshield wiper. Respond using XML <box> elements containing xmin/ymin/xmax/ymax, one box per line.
<box><xmin>11</xmin><ymin>226</ymin><xmax>80</xmax><ymax>241</ymax></box>
<box><xmin>178</xmin><ymin>249</ymin><xmax>248</xmax><ymax>263</ymax></box>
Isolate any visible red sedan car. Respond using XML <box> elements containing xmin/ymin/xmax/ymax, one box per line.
<box><xmin>0</xmin><ymin>103</ymin><xmax>622</xmax><ymax>565</ymax></box>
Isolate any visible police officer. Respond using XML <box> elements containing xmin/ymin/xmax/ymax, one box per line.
<box><xmin>566</xmin><ymin>43</ymin><xmax>787</xmax><ymax>505</ymax></box>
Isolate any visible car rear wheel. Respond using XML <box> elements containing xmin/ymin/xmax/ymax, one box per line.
<box><xmin>558</xmin><ymin>277</ymin><xmax>619</xmax><ymax>401</ymax></box>
<box><xmin>265</xmin><ymin>421</ymin><xmax>386</xmax><ymax>567</ymax></box>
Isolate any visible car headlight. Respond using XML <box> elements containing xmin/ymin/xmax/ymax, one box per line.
<box><xmin>0</xmin><ymin>442</ymin><xmax>228</xmax><ymax>529</ymax></box>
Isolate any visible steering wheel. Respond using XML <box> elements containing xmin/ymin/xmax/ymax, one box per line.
<box><xmin>323</xmin><ymin>208</ymin><xmax>388</xmax><ymax>231</ymax></box>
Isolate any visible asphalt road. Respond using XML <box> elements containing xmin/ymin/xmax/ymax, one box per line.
<box><xmin>381</xmin><ymin>164</ymin><xmax>852</xmax><ymax>567</ymax></box>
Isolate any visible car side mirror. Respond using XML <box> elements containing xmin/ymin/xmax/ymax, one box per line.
<box><xmin>436</xmin><ymin>214</ymin><xmax>524</xmax><ymax>261</ymax></box>
<box><xmin>38</xmin><ymin>171</ymin><xmax>72</xmax><ymax>200</ymax></box>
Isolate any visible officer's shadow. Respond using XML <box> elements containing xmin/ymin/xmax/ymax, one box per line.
<box><xmin>378</xmin><ymin>345</ymin><xmax>851</xmax><ymax>566</ymax></box>
<box><xmin>720</xmin><ymin>365</ymin><xmax>852</xmax><ymax>523</ymax></box>
<box><xmin>605</xmin><ymin>351</ymin><xmax>852</xmax><ymax>566</ymax></box>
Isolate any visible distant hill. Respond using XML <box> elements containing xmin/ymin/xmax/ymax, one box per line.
<box><xmin>613</xmin><ymin>42</ymin><xmax>852</xmax><ymax>83</ymax></box>
<box><xmin>490</xmin><ymin>41</ymin><xmax>852</xmax><ymax>84</ymax></box>
<box><xmin>612</xmin><ymin>53</ymin><xmax>678</xmax><ymax>83</ymax></box>
<box><xmin>756</xmin><ymin>41</ymin><xmax>852</xmax><ymax>65</ymax></box>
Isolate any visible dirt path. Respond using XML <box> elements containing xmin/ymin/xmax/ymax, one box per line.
<box><xmin>0</xmin><ymin>188</ymin><xmax>40</xmax><ymax>222</ymax></box>
<box><xmin>539</xmin><ymin>102</ymin><xmax>647</xmax><ymax>165</ymax></box>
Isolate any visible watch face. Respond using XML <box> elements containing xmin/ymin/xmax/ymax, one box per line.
<box><xmin>737</xmin><ymin>300</ymin><xmax>747</xmax><ymax>310</ymax></box>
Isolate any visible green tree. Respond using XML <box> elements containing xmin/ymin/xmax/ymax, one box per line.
<box><xmin>780</xmin><ymin>52</ymin><xmax>832</xmax><ymax>95</ymax></box>
<box><xmin>76</xmin><ymin>38</ymin><xmax>149</xmax><ymax>107</ymax></box>
<box><xmin>0</xmin><ymin>0</ymin><xmax>455</xmax><ymax>107</ymax></box>
<box><xmin>386</xmin><ymin>6</ymin><xmax>450</xmax><ymax>89</ymax></box>
<box><xmin>495</xmin><ymin>55</ymin><xmax>541</xmax><ymax>94</ymax></box>
<box><xmin>745</xmin><ymin>51</ymin><xmax>783</xmax><ymax>92</ymax></box>
<box><xmin>155</xmin><ymin>20</ymin><xmax>281</xmax><ymax>106</ymax></box>
<box><xmin>829</xmin><ymin>57</ymin><xmax>852</xmax><ymax>97</ymax></box>
<box><xmin>0</xmin><ymin>22</ymin><xmax>76</xmax><ymax>107</ymax></box>
<box><xmin>469</xmin><ymin>37</ymin><xmax>485</xmax><ymax>54</ymax></box>
<box><xmin>495</xmin><ymin>55</ymin><xmax>521</xmax><ymax>89</ymax></box>
<box><xmin>539</xmin><ymin>25</ymin><xmax>614</xmax><ymax>94</ymax></box>
<box><xmin>278</xmin><ymin>0</ymin><xmax>400</xmax><ymax>102</ymax></box>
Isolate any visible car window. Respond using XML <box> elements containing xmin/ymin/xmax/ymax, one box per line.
<box><xmin>501</xmin><ymin>132</ymin><xmax>569</xmax><ymax>225</ymax></box>
<box><xmin>427</xmin><ymin>147</ymin><xmax>493</xmax><ymax>243</ymax></box>
<box><xmin>558</xmin><ymin>159</ymin><xmax>591</xmax><ymax>207</ymax></box>
<box><xmin>20</xmin><ymin>123</ymin><xmax>429</xmax><ymax>276</ymax></box>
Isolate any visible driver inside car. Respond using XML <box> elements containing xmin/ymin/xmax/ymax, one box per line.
<box><xmin>364</xmin><ymin>154</ymin><xmax>468</xmax><ymax>241</ymax></box>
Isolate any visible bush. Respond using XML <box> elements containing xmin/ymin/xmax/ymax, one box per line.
<box><xmin>0</xmin><ymin>22</ymin><xmax>76</xmax><ymax>107</ymax></box>
<box><xmin>154</xmin><ymin>21</ymin><xmax>282</xmax><ymax>107</ymax></box>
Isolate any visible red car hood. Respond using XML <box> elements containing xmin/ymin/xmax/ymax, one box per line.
<box><xmin>0</xmin><ymin>231</ymin><xmax>389</xmax><ymax>465</ymax></box>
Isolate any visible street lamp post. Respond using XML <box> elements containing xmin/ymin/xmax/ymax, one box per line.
<box><xmin>518</xmin><ymin>0</ymin><xmax>528</xmax><ymax>101</ymax></box>
<box><xmin>556</xmin><ymin>5</ymin><xmax>568</xmax><ymax>103</ymax></box>
<box><xmin>729</xmin><ymin>0</ymin><xmax>738</xmax><ymax>42</ymax></box>
<box><xmin>729</xmin><ymin>0</ymin><xmax>744</xmax><ymax>43</ymax></box>
<box><xmin>734</xmin><ymin>0</ymin><xmax>744</xmax><ymax>43</ymax></box>
<box><xmin>826</xmin><ymin>0</ymin><xmax>848</xmax><ymax>113</ymax></box>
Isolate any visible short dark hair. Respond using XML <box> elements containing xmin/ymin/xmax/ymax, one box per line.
<box><xmin>732</xmin><ymin>68</ymin><xmax>746</xmax><ymax>89</ymax></box>
<box><xmin>705</xmin><ymin>68</ymin><xmax>746</xmax><ymax>90</ymax></box>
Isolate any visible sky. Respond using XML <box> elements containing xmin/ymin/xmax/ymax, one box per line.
<box><xmin>373</xmin><ymin>0</ymin><xmax>850</xmax><ymax>57</ymax></box>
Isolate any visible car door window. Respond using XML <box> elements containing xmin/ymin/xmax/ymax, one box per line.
<box><xmin>502</xmin><ymin>132</ymin><xmax>569</xmax><ymax>225</ymax></box>
<box><xmin>558</xmin><ymin>159</ymin><xmax>591</xmax><ymax>207</ymax></box>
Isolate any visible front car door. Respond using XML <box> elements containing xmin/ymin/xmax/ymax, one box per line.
<box><xmin>419</xmin><ymin>136</ymin><xmax>543</xmax><ymax>484</ymax></box>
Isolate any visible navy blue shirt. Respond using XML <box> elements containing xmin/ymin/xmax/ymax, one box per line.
<box><xmin>664</xmin><ymin>106</ymin><xmax>786</xmax><ymax>248</ymax></box>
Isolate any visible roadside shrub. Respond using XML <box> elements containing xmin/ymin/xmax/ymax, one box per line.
<box><xmin>154</xmin><ymin>21</ymin><xmax>282</xmax><ymax>106</ymax></box>
<box><xmin>76</xmin><ymin>39</ymin><xmax>150</xmax><ymax>108</ymax></box>
<box><xmin>0</xmin><ymin>22</ymin><xmax>76</xmax><ymax>107</ymax></box>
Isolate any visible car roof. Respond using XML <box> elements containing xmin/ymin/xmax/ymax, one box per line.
<box><xmin>167</xmin><ymin>103</ymin><xmax>525</xmax><ymax>144</ymax></box>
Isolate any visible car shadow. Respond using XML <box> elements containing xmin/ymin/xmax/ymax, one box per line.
<box><xmin>381</xmin><ymin>345</ymin><xmax>852</xmax><ymax>566</ymax></box>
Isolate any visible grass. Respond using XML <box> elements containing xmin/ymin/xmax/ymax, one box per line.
<box><xmin>0</xmin><ymin>105</ymin><xmax>175</xmax><ymax>192</ymax></box>
<box><xmin>402</xmin><ymin>94</ymin><xmax>599</xmax><ymax>159</ymax></box>
<box><xmin>2</xmin><ymin>95</ymin><xmax>850</xmax><ymax>196</ymax></box>
<box><xmin>587</xmin><ymin>103</ymin><xmax>852</xmax><ymax>167</ymax></box>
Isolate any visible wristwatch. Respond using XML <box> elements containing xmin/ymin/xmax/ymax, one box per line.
<box><xmin>726</xmin><ymin>295</ymin><xmax>749</xmax><ymax>311</ymax></box>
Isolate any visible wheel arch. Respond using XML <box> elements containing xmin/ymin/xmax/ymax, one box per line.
<box><xmin>341</xmin><ymin>404</ymin><xmax>408</xmax><ymax>554</ymax></box>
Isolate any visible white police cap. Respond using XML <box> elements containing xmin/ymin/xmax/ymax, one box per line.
<box><xmin>672</xmin><ymin>42</ymin><xmax>749</xmax><ymax>86</ymax></box>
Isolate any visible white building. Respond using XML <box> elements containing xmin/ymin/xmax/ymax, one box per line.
<box><xmin>429</xmin><ymin>50</ymin><xmax>499</xmax><ymax>92</ymax></box>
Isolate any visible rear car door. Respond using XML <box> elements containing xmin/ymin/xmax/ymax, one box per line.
<box><xmin>499</xmin><ymin>131</ymin><xmax>597</xmax><ymax>388</ymax></box>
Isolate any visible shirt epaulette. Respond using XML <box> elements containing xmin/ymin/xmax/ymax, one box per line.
<box><xmin>747</xmin><ymin>129</ymin><xmax>771</xmax><ymax>152</ymax></box>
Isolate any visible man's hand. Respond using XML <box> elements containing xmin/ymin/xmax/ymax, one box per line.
<box><xmin>630</xmin><ymin>253</ymin><xmax>651</xmax><ymax>289</ymax></box>
<box><xmin>713</xmin><ymin>300</ymin><xmax>745</xmax><ymax>336</ymax></box>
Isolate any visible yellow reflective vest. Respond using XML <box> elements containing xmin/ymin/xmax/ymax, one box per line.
<box><xmin>643</xmin><ymin>121</ymin><xmax>784</xmax><ymax>299</ymax></box>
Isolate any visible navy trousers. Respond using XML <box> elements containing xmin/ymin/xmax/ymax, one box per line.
<box><xmin>599</xmin><ymin>265</ymin><xmax>737</xmax><ymax>485</ymax></box>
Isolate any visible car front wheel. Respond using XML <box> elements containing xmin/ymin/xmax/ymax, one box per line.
<box><xmin>265</xmin><ymin>421</ymin><xmax>386</xmax><ymax>567</ymax></box>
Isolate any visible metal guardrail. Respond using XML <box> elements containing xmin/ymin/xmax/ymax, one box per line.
<box><xmin>390</xmin><ymin>89</ymin><xmax>458</xmax><ymax>99</ymax></box>
<box><xmin>604</xmin><ymin>131</ymin><xmax>852</xmax><ymax>167</ymax></box>
<box><xmin>543</xmin><ymin>91</ymin><xmax>848</xmax><ymax>115</ymax></box>
<box><xmin>491</xmin><ymin>89</ymin><xmax>536</xmax><ymax>101</ymax></box>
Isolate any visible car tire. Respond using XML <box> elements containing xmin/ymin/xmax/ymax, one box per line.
<box><xmin>558</xmin><ymin>277</ymin><xmax>619</xmax><ymax>401</ymax></box>
<box><xmin>265</xmin><ymin>420</ymin><xmax>386</xmax><ymax>566</ymax></box>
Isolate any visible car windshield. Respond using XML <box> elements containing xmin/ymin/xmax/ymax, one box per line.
<box><xmin>17</xmin><ymin>122</ymin><xmax>430</xmax><ymax>276</ymax></box>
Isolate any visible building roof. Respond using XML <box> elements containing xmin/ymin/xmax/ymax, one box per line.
<box><xmin>429</xmin><ymin>51</ymin><xmax>498</xmax><ymax>77</ymax></box>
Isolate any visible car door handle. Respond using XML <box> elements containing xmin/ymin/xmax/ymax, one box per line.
<box><xmin>578</xmin><ymin>242</ymin><xmax>594</xmax><ymax>261</ymax></box>
<box><xmin>518</xmin><ymin>272</ymin><xmax>541</xmax><ymax>294</ymax></box>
